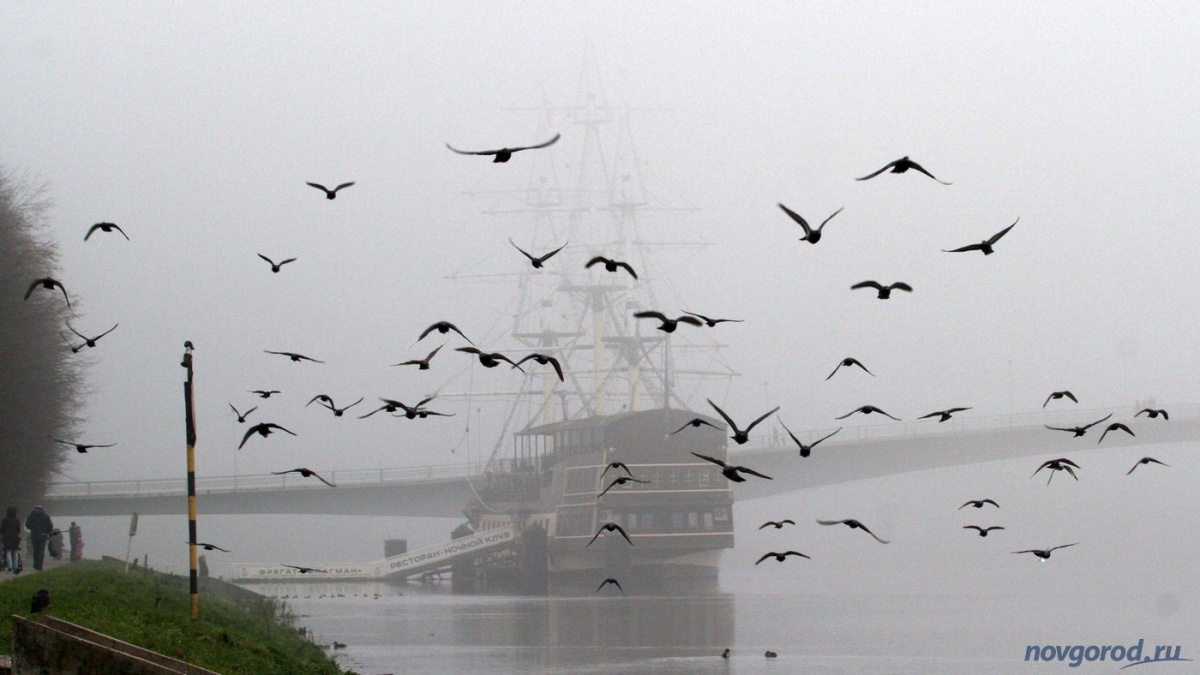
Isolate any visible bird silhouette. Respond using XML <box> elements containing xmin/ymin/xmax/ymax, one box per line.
<box><xmin>65</xmin><ymin>322</ymin><xmax>118</xmax><ymax>352</ymax></box>
<box><xmin>1012</xmin><ymin>543</ymin><xmax>1078</xmax><ymax>560</ymax></box>
<box><xmin>53</xmin><ymin>439</ymin><xmax>115</xmax><ymax>454</ymax></box>
<box><xmin>264</xmin><ymin>350</ymin><xmax>324</xmax><ymax>363</ymax></box>
<box><xmin>826</xmin><ymin>357</ymin><xmax>873</xmax><ymax>380</ymax></box>
<box><xmin>393</xmin><ymin>344</ymin><xmax>444</xmax><ymax>370</ymax></box>
<box><xmin>943</xmin><ymin>218</ymin><xmax>1018</xmax><ymax>255</ymax></box>
<box><xmin>707</xmin><ymin>399</ymin><xmax>779</xmax><ymax>444</ymax></box>
<box><xmin>585</xmin><ymin>522</ymin><xmax>633</xmax><ymax>547</ymax></box>
<box><xmin>851</xmin><ymin>280</ymin><xmax>912</xmax><ymax>299</ymax></box>
<box><xmin>85</xmin><ymin>222</ymin><xmax>129</xmax><ymax>241</ymax></box>
<box><xmin>765</xmin><ymin>651</ymin><xmax>778</xmax><ymax>658</ymax></box>
<box><xmin>721</xmin><ymin>649</ymin><xmax>730</xmax><ymax>659</ymax></box>
<box><xmin>282</xmin><ymin>564</ymin><xmax>326</xmax><ymax>574</ymax></box>
<box><xmin>510</xmin><ymin>239</ymin><xmax>567</xmax><ymax>268</ymax></box>
<box><xmin>669</xmin><ymin>417</ymin><xmax>721</xmax><ymax>435</ymax></box>
<box><xmin>1097</xmin><ymin>422</ymin><xmax>1134</xmax><ymax>443</ymax></box>
<box><xmin>755</xmin><ymin>551</ymin><xmax>810</xmax><ymax>564</ymax></box>
<box><xmin>919</xmin><ymin>407</ymin><xmax>971</xmax><ymax>423</ymax></box>
<box><xmin>681</xmin><ymin>311</ymin><xmax>743</xmax><ymax>327</ymax></box>
<box><xmin>777</xmin><ymin>203</ymin><xmax>844</xmax><ymax>244</ymax></box>
<box><xmin>1043</xmin><ymin>390</ymin><xmax>1078</xmax><ymax>407</ymax></box>
<box><xmin>416</xmin><ymin>321</ymin><xmax>474</xmax><ymax>346</ymax></box>
<box><xmin>272</xmin><ymin>468</ymin><xmax>337</xmax><ymax>487</ymax></box>
<box><xmin>780</xmin><ymin>422</ymin><xmax>840</xmax><ymax>458</ymax></box>
<box><xmin>1135</xmin><ymin>408</ymin><xmax>1168</xmax><ymax>420</ymax></box>
<box><xmin>446</xmin><ymin>133</ymin><xmax>560</xmax><ymax>163</ymax></box>
<box><xmin>601</xmin><ymin>462</ymin><xmax>633</xmax><ymax>478</ymax></box>
<box><xmin>690</xmin><ymin>452</ymin><xmax>773</xmax><ymax>482</ymax></box>
<box><xmin>309</xmin><ymin>395</ymin><xmax>364</xmax><ymax>417</ymax></box>
<box><xmin>250</xmin><ymin>390</ymin><xmax>281</xmax><ymax>399</ymax></box>
<box><xmin>587</xmin><ymin>256</ymin><xmax>638</xmax><ymax>279</ymax></box>
<box><xmin>24</xmin><ymin>277</ymin><xmax>70</xmax><ymax>306</ymax></box>
<box><xmin>457</xmin><ymin>347</ymin><xmax>523</xmax><ymax>369</ymax></box>
<box><xmin>836</xmin><ymin>405</ymin><xmax>901</xmax><ymax>421</ymax></box>
<box><xmin>306</xmin><ymin>181</ymin><xmax>355</xmax><ymax>199</ymax></box>
<box><xmin>856</xmin><ymin>156</ymin><xmax>951</xmax><ymax>184</ymax></box>
<box><xmin>514</xmin><ymin>353</ymin><xmax>564</xmax><ymax>380</ymax></box>
<box><xmin>633</xmin><ymin>311</ymin><xmax>702</xmax><ymax>333</ymax></box>
<box><xmin>598</xmin><ymin>476</ymin><xmax>651</xmax><ymax>497</ymax></box>
<box><xmin>257</xmin><ymin>254</ymin><xmax>297</xmax><ymax>273</ymax></box>
<box><xmin>238</xmin><ymin>423</ymin><xmax>297</xmax><ymax>449</ymax></box>
<box><xmin>194</xmin><ymin>542</ymin><xmax>230</xmax><ymax>552</ymax></box>
<box><xmin>1044</xmin><ymin>413</ymin><xmax>1111</xmax><ymax>438</ymax></box>
<box><xmin>1031</xmin><ymin>458</ymin><xmax>1081</xmax><ymax>484</ymax></box>
<box><xmin>959</xmin><ymin>499</ymin><xmax>999</xmax><ymax>510</ymax></box>
<box><xmin>816</xmin><ymin>518</ymin><xmax>890</xmax><ymax>543</ymax></box>
<box><xmin>963</xmin><ymin>526</ymin><xmax>1005</xmax><ymax>537</ymax></box>
<box><xmin>758</xmin><ymin>520</ymin><xmax>796</xmax><ymax>530</ymax></box>
<box><xmin>595</xmin><ymin>577</ymin><xmax>625</xmax><ymax>594</ymax></box>
<box><xmin>1126</xmin><ymin>456</ymin><xmax>1169</xmax><ymax>475</ymax></box>
<box><xmin>228</xmin><ymin>404</ymin><xmax>257</xmax><ymax>423</ymax></box>
<box><xmin>360</xmin><ymin>396</ymin><xmax>437</xmax><ymax>419</ymax></box>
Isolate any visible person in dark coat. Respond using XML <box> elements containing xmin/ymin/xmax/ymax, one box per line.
<box><xmin>1</xmin><ymin>506</ymin><xmax>22</xmax><ymax>573</ymax></box>
<box><xmin>69</xmin><ymin>522</ymin><xmax>83</xmax><ymax>562</ymax></box>
<box><xmin>24</xmin><ymin>506</ymin><xmax>53</xmax><ymax>571</ymax></box>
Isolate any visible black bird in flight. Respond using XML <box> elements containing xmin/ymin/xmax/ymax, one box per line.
<box><xmin>1031</xmin><ymin>457</ymin><xmax>1081</xmax><ymax>484</ymax></box>
<box><xmin>1044</xmin><ymin>413</ymin><xmax>1111</xmax><ymax>438</ymax></box>
<box><xmin>633</xmin><ymin>311</ymin><xmax>702</xmax><ymax>333</ymax></box>
<box><xmin>1126</xmin><ymin>457</ymin><xmax>1169</xmax><ymax>475</ymax></box>
<box><xmin>690</xmin><ymin>452</ymin><xmax>773</xmax><ymax>482</ymax></box>
<box><xmin>780</xmin><ymin>422</ymin><xmax>840</xmax><ymax>458</ymax></box>
<box><xmin>1043</xmin><ymin>390</ymin><xmax>1078</xmax><ymax>407</ymax></box>
<box><xmin>856</xmin><ymin>156</ymin><xmax>952</xmax><ymax>185</ymax></box>
<box><xmin>681</xmin><ymin>311</ymin><xmax>743</xmax><ymax>327</ymax></box>
<box><xmin>359</xmin><ymin>396</ymin><xmax>438</xmax><ymax>419</ymax></box>
<box><xmin>1097</xmin><ymin>422</ymin><xmax>1134</xmax><ymax>443</ymax></box>
<box><xmin>758</xmin><ymin>520</ymin><xmax>796</xmax><ymax>530</ymax></box>
<box><xmin>721</xmin><ymin>649</ymin><xmax>730</xmax><ymax>659</ymax></box>
<box><xmin>416</xmin><ymin>321</ymin><xmax>473</xmax><ymax>346</ymax></box>
<box><xmin>601</xmin><ymin>462</ymin><xmax>633</xmax><ymax>478</ymax></box>
<box><xmin>919</xmin><ymin>407</ymin><xmax>972</xmax><ymax>423</ymax></box>
<box><xmin>963</xmin><ymin>526</ymin><xmax>1005</xmax><ymax>537</ymax></box>
<box><xmin>238</xmin><ymin>422</ymin><xmax>297</xmax><ymax>449</ymax></box>
<box><xmin>272</xmin><ymin>467</ymin><xmax>337</xmax><ymax>487</ymax></box>
<box><xmin>258</xmin><ymin>254</ymin><xmax>297</xmax><ymax>273</ymax></box>
<box><xmin>306</xmin><ymin>181</ymin><xmax>355</xmax><ymax>199</ymax></box>
<box><xmin>393</xmin><ymin>344</ymin><xmax>444</xmax><ymax>370</ymax></box>
<box><xmin>826</xmin><ymin>357</ymin><xmax>873</xmax><ymax>380</ymax></box>
<box><xmin>24</xmin><ymin>277</ymin><xmax>70</xmax><ymax>307</ymax></box>
<box><xmin>514</xmin><ymin>353</ymin><xmax>564</xmax><ymax>381</ymax></box>
<box><xmin>310</xmin><ymin>395</ymin><xmax>364</xmax><ymax>417</ymax></box>
<box><xmin>457</xmin><ymin>347</ymin><xmax>523</xmax><ymax>369</ymax></box>
<box><xmin>587</xmin><ymin>256</ymin><xmax>638</xmax><ymax>279</ymax></box>
<box><xmin>193</xmin><ymin>542</ymin><xmax>230</xmax><ymax>552</ymax></box>
<box><xmin>65</xmin><ymin>322</ymin><xmax>118</xmax><ymax>352</ymax></box>
<box><xmin>836</xmin><ymin>405</ymin><xmax>901</xmax><ymax>421</ymax></box>
<box><xmin>1013</xmin><ymin>543</ymin><xmax>1078</xmax><ymax>560</ymax></box>
<box><xmin>851</xmin><ymin>280</ymin><xmax>912</xmax><ymax>299</ymax></box>
<box><xmin>707</xmin><ymin>399</ymin><xmax>779</xmax><ymax>444</ymax></box>
<box><xmin>250</xmin><ymin>390</ymin><xmax>281</xmax><ymax>399</ymax></box>
<box><xmin>817</xmin><ymin>518</ymin><xmax>890</xmax><ymax>544</ymax></box>
<box><xmin>1135</xmin><ymin>408</ymin><xmax>1168</xmax><ymax>420</ymax></box>
<box><xmin>446</xmin><ymin>133</ymin><xmax>561</xmax><ymax>163</ymax></box>
<box><xmin>53</xmin><ymin>439</ymin><xmax>115</xmax><ymax>454</ymax></box>
<box><xmin>595</xmin><ymin>577</ymin><xmax>625</xmax><ymax>595</ymax></box>
<box><xmin>959</xmin><ymin>499</ymin><xmax>999</xmax><ymax>510</ymax></box>
<box><xmin>755</xmin><ymin>551</ymin><xmax>810</xmax><ymax>564</ymax></box>
<box><xmin>586</xmin><ymin>522</ymin><xmax>633</xmax><ymax>547</ymax></box>
<box><xmin>228</xmin><ymin>403</ymin><xmax>257</xmax><ymax>423</ymax></box>
<box><xmin>85</xmin><ymin>222</ymin><xmax>129</xmax><ymax>240</ymax></box>
<box><xmin>598</xmin><ymin>476</ymin><xmax>651</xmax><ymax>497</ymax></box>
<box><xmin>282</xmin><ymin>564</ymin><xmax>326</xmax><ymax>574</ymax></box>
<box><xmin>777</xmin><ymin>203</ymin><xmax>844</xmax><ymax>244</ymax></box>
<box><xmin>669</xmin><ymin>417</ymin><xmax>721</xmax><ymax>435</ymax></box>
<box><xmin>943</xmin><ymin>218</ymin><xmax>1018</xmax><ymax>255</ymax></box>
<box><xmin>510</xmin><ymin>239</ymin><xmax>567</xmax><ymax>269</ymax></box>
<box><xmin>264</xmin><ymin>350</ymin><xmax>324</xmax><ymax>363</ymax></box>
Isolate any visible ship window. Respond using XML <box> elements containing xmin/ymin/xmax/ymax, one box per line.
<box><xmin>683</xmin><ymin>468</ymin><xmax>697</xmax><ymax>489</ymax></box>
<box><xmin>688</xmin><ymin>512</ymin><xmax>699</xmax><ymax>528</ymax></box>
<box><xmin>626</xmin><ymin>513</ymin><xmax>638</xmax><ymax>530</ymax></box>
<box><xmin>698</xmin><ymin>468</ymin><xmax>710</xmax><ymax>488</ymax></box>
<box><xmin>598</xmin><ymin>509</ymin><xmax>612</xmax><ymax>522</ymax></box>
<box><xmin>641</xmin><ymin>513</ymin><xmax>654</xmax><ymax>530</ymax></box>
<box><xmin>703</xmin><ymin>512</ymin><xmax>714</xmax><ymax>530</ymax></box>
<box><xmin>672</xmin><ymin>512</ymin><xmax>685</xmax><ymax>529</ymax></box>
<box><xmin>714</xmin><ymin>507</ymin><xmax>729</xmax><ymax>521</ymax></box>
<box><xmin>651</xmin><ymin>468</ymin><xmax>665</xmax><ymax>488</ymax></box>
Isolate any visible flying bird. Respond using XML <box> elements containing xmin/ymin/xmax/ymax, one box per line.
<box><xmin>826</xmin><ymin>357</ymin><xmax>873</xmax><ymax>380</ymax></box>
<box><xmin>257</xmin><ymin>254</ymin><xmax>297</xmax><ymax>273</ymax></box>
<box><xmin>601</xmin><ymin>462</ymin><xmax>633</xmax><ymax>478</ymax></box>
<box><xmin>836</xmin><ymin>405</ymin><xmax>901</xmax><ymax>421</ymax></box>
<box><xmin>598</xmin><ymin>476</ymin><xmax>651</xmax><ymax>497</ymax></box>
<box><xmin>707</xmin><ymin>399</ymin><xmax>779</xmax><ymax>444</ymax></box>
<box><xmin>959</xmin><ymin>499</ymin><xmax>999</xmax><ymax>510</ymax></box>
<box><xmin>595</xmin><ymin>577</ymin><xmax>625</xmax><ymax>595</ymax></box>
<box><xmin>1044</xmin><ymin>413</ymin><xmax>1111</xmax><ymax>438</ymax></box>
<box><xmin>65</xmin><ymin>322</ymin><xmax>118</xmax><ymax>351</ymax></box>
<box><xmin>669</xmin><ymin>417</ymin><xmax>721</xmax><ymax>435</ymax></box>
<box><xmin>1043</xmin><ymin>390</ymin><xmax>1078</xmax><ymax>407</ymax></box>
<box><xmin>856</xmin><ymin>156</ymin><xmax>952</xmax><ymax>184</ymax></box>
<box><xmin>306</xmin><ymin>181</ymin><xmax>355</xmax><ymax>199</ymax></box>
<box><xmin>1126</xmin><ymin>457</ymin><xmax>1169</xmax><ymax>475</ymax></box>
<box><xmin>514</xmin><ymin>353</ymin><xmax>564</xmax><ymax>380</ymax></box>
<box><xmin>1097</xmin><ymin>422</ymin><xmax>1134</xmax><ymax>443</ymax></box>
<box><xmin>309</xmin><ymin>395</ymin><xmax>364</xmax><ymax>417</ymax></box>
<box><xmin>457</xmin><ymin>347</ymin><xmax>523</xmax><ymax>369</ymax></box>
<box><xmin>1012</xmin><ymin>543</ymin><xmax>1078</xmax><ymax>560</ymax></box>
<box><xmin>919</xmin><ymin>407</ymin><xmax>972</xmax><ymax>423</ymax></box>
<box><xmin>53</xmin><ymin>439</ymin><xmax>115</xmax><ymax>454</ymax></box>
<box><xmin>272</xmin><ymin>467</ymin><xmax>337</xmax><ymax>487</ymax></box>
<box><xmin>194</xmin><ymin>543</ymin><xmax>230</xmax><ymax>552</ymax></box>
<box><xmin>416</xmin><ymin>321</ymin><xmax>473</xmax><ymax>346</ymax></box>
<box><xmin>24</xmin><ymin>277</ymin><xmax>70</xmax><ymax>306</ymax></box>
<box><xmin>943</xmin><ymin>218</ymin><xmax>1018</xmax><ymax>255</ymax></box>
<box><xmin>777</xmin><ymin>203</ymin><xmax>844</xmax><ymax>244</ymax></box>
<box><xmin>249</xmin><ymin>390</ymin><xmax>281</xmax><ymax>398</ymax></box>
<box><xmin>393</xmin><ymin>344</ymin><xmax>444</xmax><ymax>370</ymax></box>
<box><xmin>681</xmin><ymin>311</ymin><xmax>743</xmax><ymax>327</ymax></box>
<box><xmin>851</xmin><ymin>280</ymin><xmax>912</xmax><ymax>299</ymax></box>
<box><xmin>510</xmin><ymin>239</ymin><xmax>567</xmax><ymax>269</ymax></box>
<box><xmin>755</xmin><ymin>551</ymin><xmax>810</xmax><ymax>564</ymax></box>
<box><xmin>816</xmin><ymin>518</ymin><xmax>890</xmax><ymax>544</ymax></box>
<box><xmin>587</xmin><ymin>256</ymin><xmax>638</xmax><ymax>279</ymax></box>
<box><xmin>690</xmin><ymin>452</ymin><xmax>773</xmax><ymax>482</ymax></box>
<box><xmin>282</xmin><ymin>564</ymin><xmax>326</xmax><ymax>574</ymax></box>
<box><xmin>238</xmin><ymin>422</ymin><xmax>297</xmax><ymax>449</ymax></box>
<box><xmin>264</xmin><ymin>350</ymin><xmax>324</xmax><ymax>363</ymax></box>
<box><xmin>1135</xmin><ymin>408</ymin><xmax>1168</xmax><ymax>420</ymax></box>
<box><xmin>585</xmin><ymin>522</ymin><xmax>633</xmax><ymax>547</ymax></box>
<box><xmin>85</xmin><ymin>222</ymin><xmax>129</xmax><ymax>241</ymax></box>
<box><xmin>228</xmin><ymin>403</ymin><xmax>257</xmax><ymax>423</ymax></box>
<box><xmin>360</xmin><ymin>396</ymin><xmax>437</xmax><ymax>419</ymax></box>
<box><xmin>633</xmin><ymin>311</ymin><xmax>702</xmax><ymax>333</ymax></box>
<box><xmin>780</xmin><ymin>422</ymin><xmax>840</xmax><ymax>458</ymax></box>
<box><xmin>446</xmin><ymin>133</ymin><xmax>561</xmax><ymax>163</ymax></box>
<box><xmin>963</xmin><ymin>526</ymin><xmax>1005</xmax><ymax>537</ymax></box>
<box><xmin>758</xmin><ymin>520</ymin><xmax>796</xmax><ymax>530</ymax></box>
<box><xmin>1031</xmin><ymin>457</ymin><xmax>1081</xmax><ymax>484</ymax></box>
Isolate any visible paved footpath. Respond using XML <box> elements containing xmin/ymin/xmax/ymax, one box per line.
<box><xmin>0</xmin><ymin>555</ymin><xmax>69</xmax><ymax>584</ymax></box>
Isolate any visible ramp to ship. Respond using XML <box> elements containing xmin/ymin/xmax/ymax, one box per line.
<box><xmin>225</xmin><ymin>525</ymin><xmax>518</xmax><ymax>582</ymax></box>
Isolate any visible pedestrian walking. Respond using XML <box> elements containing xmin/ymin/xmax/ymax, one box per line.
<box><xmin>1</xmin><ymin>506</ymin><xmax>22</xmax><ymax>574</ymax></box>
<box><xmin>24</xmin><ymin>506</ymin><xmax>53</xmax><ymax>571</ymax></box>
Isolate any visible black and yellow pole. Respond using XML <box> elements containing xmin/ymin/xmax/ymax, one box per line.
<box><xmin>181</xmin><ymin>341</ymin><xmax>198</xmax><ymax>621</ymax></box>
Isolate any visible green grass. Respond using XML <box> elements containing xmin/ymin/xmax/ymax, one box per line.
<box><xmin>0</xmin><ymin>560</ymin><xmax>343</xmax><ymax>674</ymax></box>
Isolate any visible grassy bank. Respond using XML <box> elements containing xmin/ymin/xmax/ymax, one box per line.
<box><xmin>0</xmin><ymin>560</ymin><xmax>342</xmax><ymax>674</ymax></box>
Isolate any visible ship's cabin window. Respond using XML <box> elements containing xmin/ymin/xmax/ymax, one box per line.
<box><xmin>641</xmin><ymin>512</ymin><xmax>654</xmax><ymax>529</ymax></box>
<box><xmin>626</xmin><ymin>513</ymin><xmax>638</xmax><ymax>529</ymax></box>
<box><xmin>704</xmin><ymin>512</ymin><xmax>714</xmax><ymax>530</ymax></box>
<box><xmin>688</xmin><ymin>511</ymin><xmax>699</xmax><ymax>528</ymax></box>
<box><xmin>698</xmin><ymin>468</ymin><xmax>711</xmax><ymax>488</ymax></box>
<box><xmin>598</xmin><ymin>509</ymin><xmax>613</xmax><ymax>523</ymax></box>
<box><xmin>713</xmin><ymin>507</ymin><xmax>729</xmax><ymax>522</ymax></box>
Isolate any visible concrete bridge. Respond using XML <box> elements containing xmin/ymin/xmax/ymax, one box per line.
<box><xmin>44</xmin><ymin>405</ymin><xmax>1199</xmax><ymax>518</ymax></box>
